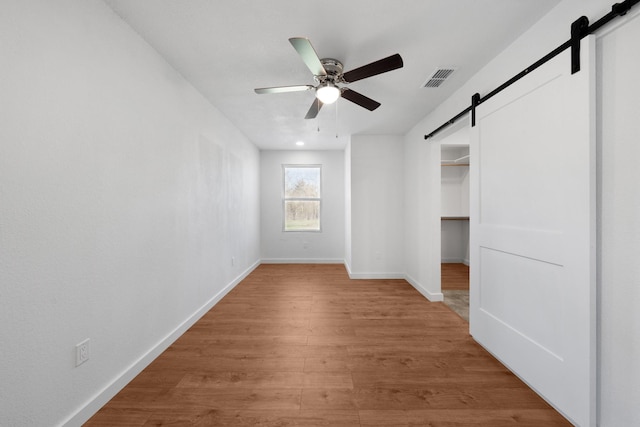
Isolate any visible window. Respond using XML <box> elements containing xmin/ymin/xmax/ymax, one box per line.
<box><xmin>283</xmin><ymin>165</ymin><xmax>321</xmax><ymax>232</ymax></box>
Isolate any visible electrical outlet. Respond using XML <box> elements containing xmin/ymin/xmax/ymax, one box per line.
<box><xmin>231</xmin><ymin>257</ymin><xmax>235</xmax><ymax>266</ymax></box>
<box><xmin>76</xmin><ymin>339</ymin><xmax>90</xmax><ymax>366</ymax></box>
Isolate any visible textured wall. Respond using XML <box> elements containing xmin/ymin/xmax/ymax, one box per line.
<box><xmin>349</xmin><ymin>135</ymin><xmax>404</xmax><ymax>277</ymax></box>
<box><xmin>260</xmin><ymin>150</ymin><xmax>345</xmax><ymax>262</ymax></box>
<box><xmin>0</xmin><ymin>1</ymin><xmax>260</xmax><ymax>425</ymax></box>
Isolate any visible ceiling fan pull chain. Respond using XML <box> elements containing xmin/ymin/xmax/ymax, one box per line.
<box><xmin>335</xmin><ymin>100</ymin><xmax>339</xmax><ymax>138</ymax></box>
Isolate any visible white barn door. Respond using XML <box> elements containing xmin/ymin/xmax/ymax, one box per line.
<box><xmin>470</xmin><ymin>36</ymin><xmax>596</xmax><ymax>426</ymax></box>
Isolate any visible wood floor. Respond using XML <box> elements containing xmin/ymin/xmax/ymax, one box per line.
<box><xmin>85</xmin><ymin>264</ymin><xmax>570</xmax><ymax>426</ymax></box>
<box><xmin>441</xmin><ymin>263</ymin><xmax>470</xmax><ymax>290</ymax></box>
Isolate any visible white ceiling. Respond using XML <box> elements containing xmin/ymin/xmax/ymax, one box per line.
<box><xmin>103</xmin><ymin>0</ymin><xmax>561</xmax><ymax>150</ymax></box>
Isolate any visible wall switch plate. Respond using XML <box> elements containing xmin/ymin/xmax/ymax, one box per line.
<box><xmin>76</xmin><ymin>339</ymin><xmax>90</xmax><ymax>366</ymax></box>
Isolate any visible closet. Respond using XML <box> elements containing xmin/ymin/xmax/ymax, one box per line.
<box><xmin>441</xmin><ymin>144</ymin><xmax>469</xmax><ymax>265</ymax></box>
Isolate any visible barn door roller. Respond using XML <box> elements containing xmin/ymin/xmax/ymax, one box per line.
<box><xmin>571</xmin><ymin>16</ymin><xmax>590</xmax><ymax>74</ymax></box>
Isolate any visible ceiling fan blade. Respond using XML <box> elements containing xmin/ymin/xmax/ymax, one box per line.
<box><xmin>289</xmin><ymin>37</ymin><xmax>327</xmax><ymax>76</ymax></box>
<box><xmin>342</xmin><ymin>53</ymin><xmax>403</xmax><ymax>83</ymax></box>
<box><xmin>304</xmin><ymin>98</ymin><xmax>324</xmax><ymax>119</ymax></box>
<box><xmin>341</xmin><ymin>89</ymin><xmax>381</xmax><ymax>111</ymax></box>
<box><xmin>255</xmin><ymin>85</ymin><xmax>314</xmax><ymax>94</ymax></box>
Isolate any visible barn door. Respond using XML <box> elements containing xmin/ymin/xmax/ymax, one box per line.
<box><xmin>470</xmin><ymin>36</ymin><xmax>596</xmax><ymax>426</ymax></box>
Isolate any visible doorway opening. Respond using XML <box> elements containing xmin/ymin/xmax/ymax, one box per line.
<box><xmin>440</xmin><ymin>141</ymin><xmax>470</xmax><ymax>321</ymax></box>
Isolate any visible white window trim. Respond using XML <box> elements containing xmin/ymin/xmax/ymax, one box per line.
<box><xmin>282</xmin><ymin>164</ymin><xmax>322</xmax><ymax>233</ymax></box>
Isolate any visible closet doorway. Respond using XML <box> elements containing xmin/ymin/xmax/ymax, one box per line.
<box><xmin>439</xmin><ymin>127</ymin><xmax>470</xmax><ymax>321</ymax></box>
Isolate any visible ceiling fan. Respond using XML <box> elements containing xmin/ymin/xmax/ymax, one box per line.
<box><xmin>254</xmin><ymin>37</ymin><xmax>403</xmax><ymax>119</ymax></box>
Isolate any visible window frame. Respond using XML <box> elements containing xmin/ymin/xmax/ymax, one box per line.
<box><xmin>282</xmin><ymin>164</ymin><xmax>322</xmax><ymax>233</ymax></box>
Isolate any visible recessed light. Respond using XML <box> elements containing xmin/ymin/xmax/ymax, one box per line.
<box><xmin>296</xmin><ymin>141</ymin><xmax>305</xmax><ymax>146</ymax></box>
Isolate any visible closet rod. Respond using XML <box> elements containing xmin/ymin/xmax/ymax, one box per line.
<box><xmin>424</xmin><ymin>0</ymin><xmax>639</xmax><ymax>140</ymax></box>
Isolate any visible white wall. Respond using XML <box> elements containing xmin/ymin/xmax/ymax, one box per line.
<box><xmin>403</xmin><ymin>127</ymin><xmax>442</xmax><ymax>300</ymax></box>
<box><xmin>0</xmin><ymin>1</ymin><xmax>260</xmax><ymax>425</ymax></box>
<box><xmin>597</xmin><ymin>9</ymin><xmax>640</xmax><ymax>426</ymax></box>
<box><xmin>441</xmin><ymin>221</ymin><xmax>469</xmax><ymax>263</ymax></box>
<box><xmin>348</xmin><ymin>135</ymin><xmax>404</xmax><ymax>278</ymax></box>
<box><xmin>260</xmin><ymin>150</ymin><xmax>345</xmax><ymax>262</ymax></box>
<box><xmin>404</xmin><ymin>0</ymin><xmax>640</xmax><ymax>424</ymax></box>
<box><xmin>440</xmin><ymin>147</ymin><xmax>470</xmax><ymax>217</ymax></box>
<box><xmin>344</xmin><ymin>140</ymin><xmax>353</xmax><ymax>268</ymax></box>
<box><xmin>440</xmin><ymin>172</ymin><xmax>469</xmax><ymax>217</ymax></box>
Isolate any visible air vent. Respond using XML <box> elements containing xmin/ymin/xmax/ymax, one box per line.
<box><xmin>422</xmin><ymin>68</ymin><xmax>456</xmax><ymax>88</ymax></box>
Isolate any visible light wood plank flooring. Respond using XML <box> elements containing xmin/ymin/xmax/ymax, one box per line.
<box><xmin>85</xmin><ymin>264</ymin><xmax>570</xmax><ymax>426</ymax></box>
<box><xmin>441</xmin><ymin>263</ymin><xmax>470</xmax><ymax>290</ymax></box>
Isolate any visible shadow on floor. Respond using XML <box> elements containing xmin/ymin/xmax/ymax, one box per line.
<box><xmin>443</xmin><ymin>290</ymin><xmax>469</xmax><ymax>322</ymax></box>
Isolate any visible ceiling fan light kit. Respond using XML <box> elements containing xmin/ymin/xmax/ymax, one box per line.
<box><xmin>316</xmin><ymin>82</ymin><xmax>340</xmax><ymax>104</ymax></box>
<box><xmin>254</xmin><ymin>37</ymin><xmax>403</xmax><ymax>119</ymax></box>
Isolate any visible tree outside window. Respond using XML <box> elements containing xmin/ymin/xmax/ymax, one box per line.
<box><xmin>283</xmin><ymin>165</ymin><xmax>321</xmax><ymax>232</ymax></box>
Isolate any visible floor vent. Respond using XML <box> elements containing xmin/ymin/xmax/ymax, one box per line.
<box><xmin>423</xmin><ymin>68</ymin><xmax>456</xmax><ymax>88</ymax></box>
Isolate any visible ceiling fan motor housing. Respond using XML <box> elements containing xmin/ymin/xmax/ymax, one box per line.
<box><xmin>316</xmin><ymin>58</ymin><xmax>344</xmax><ymax>85</ymax></box>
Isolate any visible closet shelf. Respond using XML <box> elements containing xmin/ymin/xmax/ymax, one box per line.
<box><xmin>441</xmin><ymin>216</ymin><xmax>470</xmax><ymax>221</ymax></box>
<box><xmin>441</xmin><ymin>154</ymin><xmax>470</xmax><ymax>167</ymax></box>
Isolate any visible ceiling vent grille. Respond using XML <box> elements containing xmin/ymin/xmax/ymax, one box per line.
<box><xmin>422</xmin><ymin>68</ymin><xmax>456</xmax><ymax>88</ymax></box>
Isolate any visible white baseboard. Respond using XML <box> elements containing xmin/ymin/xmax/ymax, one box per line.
<box><xmin>344</xmin><ymin>260</ymin><xmax>408</xmax><ymax>280</ymax></box>
<box><xmin>348</xmin><ymin>271</ymin><xmax>405</xmax><ymax>280</ymax></box>
<box><xmin>442</xmin><ymin>258</ymin><xmax>470</xmax><ymax>266</ymax></box>
<box><xmin>343</xmin><ymin>259</ymin><xmax>352</xmax><ymax>276</ymax></box>
<box><xmin>404</xmin><ymin>273</ymin><xmax>444</xmax><ymax>302</ymax></box>
<box><xmin>345</xmin><ymin>268</ymin><xmax>444</xmax><ymax>301</ymax></box>
<box><xmin>441</xmin><ymin>258</ymin><xmax>465</xmax><ymax>263</ymax></box>
<box><xmin>63</xmin><ymin>260</ymin><xmax>260</xmax><ymax>427</ymax></box>
<box><xmin>261</xmin><ymin>258</ymin><xmax>344</xmax><ymax>264</ymax></box>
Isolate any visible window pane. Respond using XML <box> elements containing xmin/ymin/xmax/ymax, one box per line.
<box><xmin>284</xmin><ymin>167</ymin><xmax>320</xmax><ymax>198</ymax></box>
<box><xmin>284</xmin><ymin>200</ymin><xmax>320</xmax><ymax>231</ymax></box>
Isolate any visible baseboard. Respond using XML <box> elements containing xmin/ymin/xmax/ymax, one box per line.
<box><xmin>347</xmin><ymin>271</ymin><xmax>405</xmax><ymax>280</ymax></box>
<box><xmin>62</xmin><ymin>259</ymin><xmax>260</xmax><ymax>427</ymax></box>
<box><xmin>345</xmin><ymin>269</ymin><xmax>445</xmax><ymax>301</ymax></box>
<box><xmin>441</xmin><ymin>258</ymin><xmax>465</xmax><ymax>264</ymax></box>
<box><xmin>261</xmin><ymin>258</ymin><xmax>344</xmax><ymax>264</ymax></box>
<box><xmin>344</xmin><ymin>260</ymin><xmax>353</xmax><ymax>276</ymax></box>
<box><xmin>404</xmin><ymin>273</ymin><xmax>444</xmax><ymax>302</ymax></box>
<box><xmin>442</xmin><ymin>258</ymin><xmax>470</xmax><ymax>266</ymax></box>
